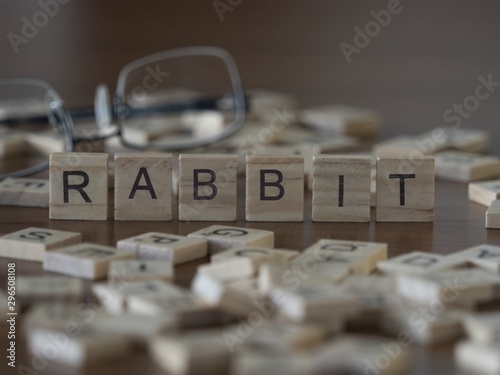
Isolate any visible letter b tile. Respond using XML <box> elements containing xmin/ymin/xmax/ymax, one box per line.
<box><xmin>246</xmin><ymin>155</ymin><xmax>304</xmax><ymax>222</ymax></box>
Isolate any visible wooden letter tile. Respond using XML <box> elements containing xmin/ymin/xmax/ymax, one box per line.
<box><xmin>114</xmin><ymin>153</ymin><xmax>172</xmax><ymax>221</ymax></box>
<box><xmin>179</xmin><ymin>154</ymin><xmax>237</xmax><ymax>221</ymax></box>
<box><xmin>44</xmin><ymin>243</ymin><xmax>135</xmax><ymax>280</ymax></box>
<box><xmin>108</xmin><ymin>259</ymin><xmax>174</xmax><ymax>282</ymax></box>
<box><xmin>211</xmin><ymin>246</ymin><xmax>298</xmax><ymax>266</ymax></box>
<box><xmin>448</xmin><ymin>244</ymin><xmax>500</xmax><ymax>273</ymax></box>
<box><xmin>487</xmin><ymin>200</ymin><xmax>500</xmax><ymax>229</ymax></box>
<box><xmin>246</xmin><ymin>155</ymin><xmax>304</xmax><ymax>222</ymax></box>
<box><xmin>468</xmin><ymin>179</ymin><xmax>500</xmax><ymax>207</ymax></box>
<box><xmin>376</xmin><ymin>156</ymin><xmax>435</xmax><ymax>222</ymax></box>
<box><xmin>312</xmin><ymin>155</ymin><xmax>371</xmax><ymax>222</ymax></box>
<box><xmin>455</xmin><ymin>340</ymin><xmax>500</xmax><ymax>375</ymax></box>
<box><xmin>0</xmin><ymin>227</ymin><xmax>81</xmax><ymax>262</ymax></box>
<box><xmin>463</xmin><ymin>312</ymin><xmax>500</xmax><ymax>343</ymax></box>
<box><xmin>435</xmin><ymin>151</ymin><xmax>500</xmax><ymax>183</ymax></box>
<box><xmin>0</xmin><ymin>177</ymin><xmax>49</xmax><ymax>207</ymax></box>
<box><xmin>49</xmin><ymin>152</ymin><xmax>108</xmax><ymax>220</ymax></box>
<box><xmin>117</xmin><ymin>232</ymin><xmax>207</xmax><ymax>264</ymax></box>
<box><xmin>17</xmin><ymin>275</ymin><xmax>84</xmax><ymax>305</ymax></box>
<box><xmin>188</xmin><ymin>225</ymin><xmax>274</xmax><ymax>254</ymax></box>
<box><xmin>377</xmin><ymin>251</ymin><xmax>463</xmax><ymax>275</ymax></box>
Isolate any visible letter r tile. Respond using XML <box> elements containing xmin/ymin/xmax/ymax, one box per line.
<box><xmin>246</xmin><ymin>155</ymin><xmax>304</xmax><ymax>222</ymax></box>
<box><xmin>376</xmin><ymin>156</ymin><xmax>435</xmax><ymax>222</ymax></box>
<box><xmin>179</xmin><ymin>154</ymin><xmax>237</xmax><ymax>221</ymax></box>
<box><xmin>49</xmin><ymin>152</ymin><xmax>108</xmax><ymax>221</ymax></box>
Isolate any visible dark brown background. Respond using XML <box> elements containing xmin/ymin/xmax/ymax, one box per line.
<box><xmin>1</xmin><ymin>1</ymin><xmax>500</xmax><ymax>374</ymax></box>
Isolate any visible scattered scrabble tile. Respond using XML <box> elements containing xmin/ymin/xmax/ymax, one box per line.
<box><xmin>376</xmin><ymin>156</ymin><xmax>435</xmax><ymax>222</ymax></box>
<box><xmin>275</xmin><ymin>126</ymin><xmax>359</xmax><ymax>153</ymax></box>
<box><xmin>373</xmin><ymin>135</ymin><xmax>425</xmax><ymax>157</ymax></box>
<box><xmin>449</xmin><ymin>244</ymin><xmax>500</xmax><ymax>273</ymax></box>
<box><xmin>16</xmin><ymin>275</ymin><xmax>84</xmax><ymax>304</ymax></box>
<box><xmin>289</xmin><ymin>251</ymin><xmax>351</xmax><ymax>284</ymax></box>
<box><xmin>108</xmin><ymin>259</ymin><xmax>174</xmax><ymax>282</ymax></box>
<box><xmin>114</xmin><ymin>153</ymin><xmax>172</xmax><ymax>221</ymax></box>
<box><xmin>469</xmin><ymin>179</ymin><xmax>500</xmax><ymax>207</ymax></box>
<box><xmin>183</xmin><ymin>110</ymin><xmax>225</xmax><ymax>138</ymax></box>
<box><xmin>211</xmin><ymin>246</ymin><xmax>298</xmax><ymax>266</ymax></box>
<box><xmin>23</xmin><ymin>301</ymin><xmax>106</xmax><ymax>331</ymax></box>
<box><xmin>246</xmin><ymin>89</ymin><xmax>298</xmax><ymax>121</ymax></box>
<box><xmin>312</xmin><ymin>155</ymin><xmax>371</xmax><ymax>222</ymax></box>
<box><xmin>302</xmin><ymin>239</ymin><xmax>388</xmax><ymax>276</ymax></box>
<box><xmin>300</xmin><ymin>104</ymin><xmax>380</xmax><ymax>138</ymax></box>
<box><xmin>230</xmin><ymin>350</ymin><xmax>316</xmax><ymax>375</ymax></box>
<box><xmin>49</xmin><ymin>152</ymin><xmax>108</xmax><ymax>220</ymax></box>
<box><xmin>487</xmin><ymin>200</ymin><xmax>500</xmax><ymax>229</ymax></box>
<box><xmin>463</xmin><ymin>312</ymin><xmax>500</xmax><ymax>343</ymax></box>
<box><xmin>396</xmin><ymin>268</ymin><xmax>500</xmax><ymax>305</ymax></box>
<box><xmin>258</xmin><ymin>256</ymin><xmax>289</xmax><ymax>295</ymax></box>
<box><xmin>0</xmin><ymin>177</ymin><xmax>49</xmax><ymax>207</ymax></box>
<box><xmin>91</xmin><ymin>313</ymin><xmax>177</xmax><ymax>343</ymax></box>
<box><xmin>26</xmin><ymin>130</ymin><xmax>66</xmax><ymax>154</ymax></box>
<box><xmin>92</xmin><ymin>280</ymin><xmax>178</xmax><ymax>314</ymax></box>
<box><xmin>188</xmin><ymin>225</ymin><xmax>274</xmax><ymax>254</ymax></box>
<box><xmin>150</xmin><ymin>329</ymin><xmax>231</xmax><ymax>375</ymax></box>
<box><xmin>0</xmin><ymin>132</ymin><xmax>26</xmax><ymax>159</ymax></box>
<box><xmin>384</xmin><ymin>306</ymin><xmax>466</xmax><ymax>345</ymax></box>
<box><xmin>0</xmin><ymin>227</ymin><xmax>81</xmax><ymax>262</ymax></box>
<box><xmin>246</xmin><ymin>155</ymin><xmax>304</xmax><ymax>222</ymax></box>
<box><xmin>435</xmin><ymin>151</ymin><xmax>500</xmax><ymax>182</ymax></box>
<box><xmin>44</xmin><ymin>243</ymin><xmax>135</xmax><ymax>280</ymax></box>
<box><xmin>179</xmin><ymin>154</ymin><xmax>237</xmax><ymax>221</ymax></box>
<box><xmin>438</xmin><ymin>127</ymin><xmax>491</xmax><ymax>153</ymax></box>
<box><xmin>315</xmin><ymin>335</ymin><xmax>409</xmax><ymax>375</ymax></box>
<box><xmin>27</xmin><ymin>326</ymin><xmax>132</xmax><ymax>367</ymax></box>
<box><xmin>117</xmin><ymin>232</ymin><xmax>207</xmax><ymax>264</ymax></box>
<box><xmin>122</xmin><ymin>116</ymin><xmax>184</xmax><ymax>145</ymax></box>
<box><xmin>377</xmin><ymin>251</ymin><xmax>463</xmax><ymax>275</ymax></box>
<box><xmin>455</xmin><ymin>340</ymin><xmax>500</xmax><ymax>375</ymax></box>
<box><xmin>271</xmin><ymin>280</ymin><xmax>359</xmax><ymax>324</ymax></box>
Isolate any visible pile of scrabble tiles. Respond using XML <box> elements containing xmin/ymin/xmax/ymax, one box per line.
<box><xmin>1</xmin><ymin>225</ymin><xmax>500</xmax><ymax>374</ymax></box>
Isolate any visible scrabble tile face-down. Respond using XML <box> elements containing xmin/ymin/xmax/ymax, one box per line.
<box><xmin>114</xmin><ymin>153</ymin><xmax>172</xmax><ymax>221</ymax></box>
<box><xmin>376</xmin><ymin>156</ymin><xmax>435</xmax><ymax>222</ymax></box>
<box><xmin>178</xmin><ymin>154</ymin><xmax>237</xmax><ymax>221</ymax></box>
<box><xmin>246</xmin><ymin>155</ymin><xmax>304</xmax><ymax>222</ymax></box>
<box><xmin>44</xmin><ymin>243</ymin><xmax>135</xmax><ymax>280</ymax></box>
<box><xmin>435</xmin><ymin>151</ymin><xmax>500</xmax><ymax>183</ymax></box>
<box><xmin>49</xmin><ymin>152</ymin><xmax>108</xmax><ymax>220</ymax></box>
<box><xmin>0</xmin><ymin>227</ymin><xmax>81</xmax><ymax>262</ymax></box>
<box><xmin>312</xmin><ymin>155</ymin><xmax>371</xmax><ymax>222</ymax></box>
<box><xmin>0</xmin><ymin>177</ymin><xmax>49</xmax><ymax>208</ymax></box>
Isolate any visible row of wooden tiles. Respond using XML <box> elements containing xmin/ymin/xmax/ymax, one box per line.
<box><xmin>40</xmin><ymin>152</ymin><xmax>436</xmax><ymax>222</ymax></box>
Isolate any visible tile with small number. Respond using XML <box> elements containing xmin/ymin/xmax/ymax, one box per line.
<box><xmin>435</xmin><ymin>151</ymin><xmax>500</xmax><ymax>183</ymax></box>
<box><xmin>211</xmin><ymin>246</ymin><xmax>298</xmax><ymax>266</ymax></box>
<box><xmin>108</xmin><ymin>259</ymin><xmax>174</xmax><ymax>282</ymax></box>
<box><xmin>49</xmin><ymin>152</ymin><xmax>108</xmax><ymax>220</ymax></box>
<box><xmin>312</xmin><ymin>155</ymin><xmax>372</xmax><ymax>222</ymax></box>
<box><xmin>92</xmin><ymin>279</ymin><xmax>179</xmax><ymax>314</ymax></box>
<box><xmin>43</xmin><ymin>243</ymin><xmax>135</xmax><ymax>280</ymax></box>
<box><xmin>463</xmin><ymin>312</ymin><xmax>500</xmax><ymax>343</ymax></box>
<box><xmin>114</xmin><ymin>153</ymin><xmax>172</xmax><ymax>221</ymax></box>
<box><xmin>486</xmin><ymin>200</ymin><xmax>500</xmax><ymax>229</ymax></box>
<box><xmin>117</xmin><ymin>232</ymin><xmax>207</xmax><ymax>264</ymax></box>
<box><xmin>455</xmin><ymin>340</ymin><xmax>500</xmax><ymax>375</ymax></box>
<box><xmin>27</xmin><ymin>325</ymin><xmax>132</xmax><ymax>367</ymax></box>
<box><xmin>300</xmin><ymin>104</ymin><xmax>380</xmax><ymax>138</ymax></box>
<box><xmin>376</xmin><ymin>156</ymin><xmax>435</xmax><ymax>222</ymax></box>
<box><xmin>0</xmin><ymin>227</ymin><xmax>81</xmax><ymax>262</ymax></box>
<box><xmin>188</xmin><ymin>225</ymin><xmax>274</xmax><ymax>254</ymax></box>
<box><xmin>448</xmin><ymin>244</ymin><xmax>500</xmax><ymax>274</ymax></box>
<box><xmin>0</xmin><ymin>177</ymin><xmax>49</xmax><ymax>207</ymax></box>
<box><xmin>246</xmin><ymin>155</ymin><xmax>304</xmax><ymax>222</ymax></box>
<box><xmin>396</xmin><ymin>268</ymin><xmax>500</xmax><ymax>305</ymax></box>
<box><xmin>178</xmin><ymin>154</ymin><xmax>237</xmax><ymax>221</ymax></box>
<box><xmin>377</xmin><ymin>251</ymin><xmax>464</xmax><ymax>275</ymax></box>
<box><xmin>468</xmin><ymin>179</ymin><xmax>500</xmax><ymax>207</ymax></box>
<box><xmin>150</xmin><ymin>329</ymin><xmax>231</xmax><ymax>375</ymax></box>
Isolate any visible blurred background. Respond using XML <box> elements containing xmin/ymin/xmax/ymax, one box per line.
<box><xmin>1</xmin><ymin>0</ymin><xmax>500</xmax><ymax>139</ymax></box>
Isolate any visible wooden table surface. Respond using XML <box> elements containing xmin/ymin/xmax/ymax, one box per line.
<box><xmin>2</xmin><ymin>1</ymin><xmax>500</xmax><ymax>374</ymax></box>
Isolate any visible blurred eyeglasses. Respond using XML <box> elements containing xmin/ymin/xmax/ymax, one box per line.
<box><xmin>0</xmin><ymin>46</ymin><xmax>246</xmax><ymax>180</ymax></box>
